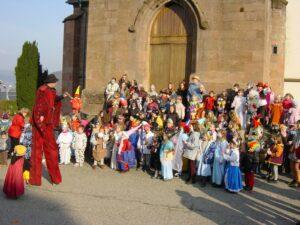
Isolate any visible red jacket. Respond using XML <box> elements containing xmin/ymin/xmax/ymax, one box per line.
<box><xmin>204</xmin><ymin>96</ymin><xmax>215</xmax><ymax>111</ymax></box>
<box><xmin>8</xmin><ymin>113</ymin><xmax>25</xmax><ymax>139</ymax></box>
<box><xmin>31</xmin><ymin>85</ymin><xmax>62</xmax><ymax>132</ymax></box>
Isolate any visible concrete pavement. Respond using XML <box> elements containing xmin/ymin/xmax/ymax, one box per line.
<box><xmin>0</xmin><ymin>164</ymin><xmax>299</xmax><ymax>225</ymax></box>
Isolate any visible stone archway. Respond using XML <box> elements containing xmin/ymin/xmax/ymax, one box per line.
<box><xmin>131</xmin><ymin>0</ymin><xmax>203</xmax><ymax>90</ymax></box>
<box><xmin>149</xmin><ymin>1</ymin><xmax>197</xmax><ymax>90</ymax></box>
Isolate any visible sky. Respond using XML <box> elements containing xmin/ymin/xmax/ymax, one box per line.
<box><xmin>0</xmin><ymin>0</ymin><xmax>73</xmax><ymax>73</ymax></box>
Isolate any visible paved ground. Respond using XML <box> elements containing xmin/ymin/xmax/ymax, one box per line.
<box><xmin>0</xmin><ymin>163</ymin><xmax>299</xmax><ymax>225</ymax></box>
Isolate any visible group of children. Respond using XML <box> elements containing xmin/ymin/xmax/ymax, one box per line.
<box><xmin>1</xmin><ymin>74</ymin><xmax>300</xmax><ymax>199</ymax></box>
<box><xmin>53</xmin><ymin>74</ymin><xmax>300</xmax><ymax>193</ymax></box>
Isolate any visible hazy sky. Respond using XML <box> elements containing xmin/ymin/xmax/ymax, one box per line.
<box><xmin>0</xmin><ymin>0</ymin><xmax>72</xmax><ymax>72</ymax></box>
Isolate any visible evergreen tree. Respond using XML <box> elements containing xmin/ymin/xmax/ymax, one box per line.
<box><xmin>15</xmin><ymin>41</ymin><xmax>42</xmax><ymax>109</ymax></box>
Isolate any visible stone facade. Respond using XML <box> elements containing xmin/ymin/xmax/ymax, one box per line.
<box><xmin>62</xmin><ymin>0</ymin><xmax>88</xmax><ymax>113</ymax></box>
<box><xmin>63</xmin><ymin>0</ymin><xmax>288</xmax><ymax>115</ymax></box>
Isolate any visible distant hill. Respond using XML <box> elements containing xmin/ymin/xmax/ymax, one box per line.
<box><xmin>0</xmin><ymin>70</ymin><xmax>15</xmax><ymax>86</ymax></box>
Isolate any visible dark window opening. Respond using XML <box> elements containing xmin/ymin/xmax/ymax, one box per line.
<box><xmin>272</xmin><ymin>45</ymin><xmax>278</xmax><ymax>55</ymax></box>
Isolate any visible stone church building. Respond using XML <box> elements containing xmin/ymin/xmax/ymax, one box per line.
<box><xmin>62</xmin><ymin>0</ymin><xmax>288</xmax><ymax>115</ymax></box>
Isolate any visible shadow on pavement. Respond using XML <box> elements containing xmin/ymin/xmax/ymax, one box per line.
<box><xmin>176</xmin><ymin>182</ymin><xmax>299</xmax><ymax>225</ymax></box>
<box><xmin>0</xmin><ymin>179</ymin><xmax>78</xmax><ymax>225</ymax></box>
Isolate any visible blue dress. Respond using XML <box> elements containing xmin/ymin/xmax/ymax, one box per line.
<box><xmin>160</xmin><ymin>140</ymin><xmax>174</xmax><ymax>180</ymax></box>
<box><xmin>117</xmin><ymin>140</ymin><xmax>136</xmax><ymax>171</ymax></box>
<box><xmin>224</xmin><ymin>149</ymin><xmax>243</xmax><ymax>192</ymax></box>
<box><xmin>212</xmin><ymin>140</ymin><xmax>228</xmax><ymax>185</ymax></box>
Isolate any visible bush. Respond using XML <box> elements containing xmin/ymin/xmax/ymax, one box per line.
<box><xmin>0</xmin><ymin>100</ymin><xmax>18</xmax><ymax>115</ymax></box>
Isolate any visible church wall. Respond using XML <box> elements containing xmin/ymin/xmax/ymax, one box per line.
<box><xmin>83</xmin><ymin>0</ymin><xmax>286</xmax><ymax>115</ymax></box>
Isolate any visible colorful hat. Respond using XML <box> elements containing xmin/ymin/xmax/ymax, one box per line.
<box><xmin>2</xmin><ymin>113</ymin><xmax>9</xmax><ymax>120</ymax></box>
<box><xmin>74</xmin><ymin>86</ymin><xmax>80</xmax><ymax>97</ymax></box>
<box><xmin>14</xmin><ymin>145</ymin><xmax>26</xmax><ymax>157</ymax></box>
<box><xmin>190</xmin><ymin>74</ymin><xmax>200</xmax><ymax>81</ymax></box>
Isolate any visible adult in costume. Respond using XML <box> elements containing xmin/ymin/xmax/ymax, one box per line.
<box><xmin>29</xmin><ymin>74</ymin><xmax>67</xmax><ymax>186</ymax></box>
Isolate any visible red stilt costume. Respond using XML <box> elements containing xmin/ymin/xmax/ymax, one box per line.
<box><xmin>29</xmin><ymin>84</ymin><xmax>62</xmax><ymax>186</ymax></box>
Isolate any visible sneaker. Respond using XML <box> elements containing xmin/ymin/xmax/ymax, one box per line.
<box><xmin>79</xmin><ymin>163</ymin><xmax>83</xmax><ymax>167</ymax></box>
<box><xmin>92</xmin><ymin>165</ymin><xmax>97</xmax><ymax>170</ymax></box>
<box><xmin>74</xmin><ymin>163</ymin><xmax>79</xmax><ymax>167</ymax></box>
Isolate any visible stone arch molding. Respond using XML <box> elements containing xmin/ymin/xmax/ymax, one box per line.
<box><xmin>128</xmin><ymin>0</ymin><xmax>209</xmax><ymax>33</ymax></box>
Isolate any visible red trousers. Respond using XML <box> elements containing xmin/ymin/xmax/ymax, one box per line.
<box><xmin>245</xmin><ymin>171</ymin><xmax>255</xmax><ymax>189</ymax></box>
<box><xmin>29</xmin><ymin>126</ymin><xmax>62</xmax><ymax>186</ymax></box>
<box><xmin>189</xmin><ymin>160</ymin><xmax>196</xmax><ymax>177</ymax></box>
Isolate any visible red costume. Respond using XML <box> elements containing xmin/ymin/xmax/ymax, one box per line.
<box><xmin>204</xmin><ymin>96</ymin><xmax>215</xmax><ymax>111</ymax></box>
<box><xmin>29</xmin><ymin>85</ymin><xmax>62</xmax><ymax>186</ymax></box>
<box><xmin>70</xmin><ymin>97</ymin><xmax>82</xmax><ymax>114</ymax></box>
<box><xmin>3</xmin><ymin>157</ymin><xmax>25</xmax><ymax>198</ymax></box>
<box><xmin>8</xmin><ymin>113</ymin><xmax>25</xmax><ymax>139</ymax></box>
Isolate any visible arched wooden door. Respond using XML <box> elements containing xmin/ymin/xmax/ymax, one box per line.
<box><xmin>150</xmin><ymin>2</ymin><xmax>197</xmax><ymax>91</ymax></box>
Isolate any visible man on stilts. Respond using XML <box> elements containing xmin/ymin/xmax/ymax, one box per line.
<box><xmin>29</xmin><ymin>74</ymin><xmax>67</xmax><ymax>186</ymax></box>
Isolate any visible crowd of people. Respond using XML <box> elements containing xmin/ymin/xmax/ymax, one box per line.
<box><xmin>1</xmin><ymin>73</ymin><xmax>300</xmax><ymax>197</ymax></box>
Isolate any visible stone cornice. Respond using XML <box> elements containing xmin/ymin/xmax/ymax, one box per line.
<box><xmin>272</xmin><ymin>0</ymin><xmax>288</xmax><ymax>9</ymax></box>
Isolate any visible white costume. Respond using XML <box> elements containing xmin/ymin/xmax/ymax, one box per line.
<box><xmin>72</xmin><ymin>132</ymin><xmax>87</xmax><ymax>166</ymax></box>
<box><xmin>57</xmin><ymin>131</ymin><xmax>73</xmax><ymax>165</ymax></box>
<box><xmin>231</xmin><ymin>95</ymin><xmax>247</xmax><ymax>129</ymax></box>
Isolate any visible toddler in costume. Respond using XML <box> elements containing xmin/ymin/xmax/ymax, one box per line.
<box><xmin>3</xmin><ymin>145</ymin><xmax>30</xmax><ymax>199</ymax></box>
<box><xmin>223</xmin><ymin>139</ymin><xmax>243</xmax><ymax>193</ymax></box>
<box><xmin>0</xmin><ymin>131</ymin><xmax>9</xmax><ymax>166</ymax></box>
<box><xmin>57</xmin><ymin>125</ymin><xmax>73</xmax><ymax>165</ymax></box>
<box><xmin>72</xmin><ymin>125</ymin><xmax>87</xmax><ymax>167</ymax></box>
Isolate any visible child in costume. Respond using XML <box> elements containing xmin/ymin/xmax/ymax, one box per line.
<box><xmin>246</xmin><ymin>88</ymin><xmax>259</xmax><ymax>126</ymax></box>
<box><xmin>223</xmin><ymin>139</ymin><xmax>243</xmax><ymax>193</ymax></box>
<box><xmin>3</xmin><ymin>145</ymin><xmax>30</xmax><ymax>199</ymax></box>
<box><xmin>111</xmin><ymin>125</ymin><xmax>123</xmax><ymax>170</ymax></box>
<box><xmin>212</xmin><ymin>129</ymin><xmax>228</xmax><ymax>187</ymax></box>
<box><xmin>270</xmin><ymin>96</ymin><xmax>283</xmax><ymax>125</ymax></box>
<box><xmin>231</xmin><ymin>89</ymin><xmax>246</xmax><ymax>129</ymax></box>
<box><xmin>57</xmin><ymin>125</ymin><xmax>73</xmax><ymax>165</ymax></box>
<box><xmin>243</xmin><ymin>125</ymin><xmax>261</xmax><ymax>191</ymax></box>
<box><xmin>204</xmin><ymin>91</ymin><xmax>216</xmax><ymax>112</ymax></box>
<box><xmin>91</xmin><ymin>127</ymin><xmax>109</xmax><ymax>169</ymax></box>
<box><xmin>137</xmin><ymin>122</ymin><xmax>154</xmax><ymax>171</ymax></box>
<box><xmin>266</xmin><ymin>134</ymin><xmax>284</xmax><ymax>183</ymax></box>
<box><xmin>70</xmin><ymin>114</ymin><xmax>81</xmax><ymax>132</ymax></box>
<box><xmin>216</xmin><ymin>94</ymin><xmax>226</xmax><ymax>116</ymax></box>
<box><xmin>20</xmin><ymin>124</ymin><xmax>32</xmax><ymax>160</ymax></box>
<box><xmin>0</xmin><ymin>131</ymin><xmax>9</xmax><ymax>166</ymax></box>
<box><xmin>189</xmin><ymin>95</ymin><xmax>202</xmax><ymax>121</ymax></box>
<box><xmin>0</xmin><ymin>113</ymin><xmax>11</xmax><ymax>132</ymax></box>
<box><xmin>0</xmin><ymin>131</ymin><xmax>10</xmax><ymax>166</ymax></box>
<box><xmin>197</xmin><ymin>133</ymin><xmax>216</xmax><ymax>187</ymax></box>
<box><xmin>150</xmin><ymin>133</ymin><xmax>162</xmax><ymax>178</ymax></box>
<box><xmin>160</xmin><ymin>133</ymin><xmax>174</xmax><ymax>181</ymax></box>
<box><xmin>172</xmin><ymin>123</ymin><xmax>189</xmax><ymax>177</ymax></box>
<box><xmin>69</xmin><ymin>86</ymin><xmax>82</xmax><ymax>114</ymax></box>
<box><xmin>72</xmin><ymin>125</ymin><xmax>87</xmax><ymax>167</ymax></box>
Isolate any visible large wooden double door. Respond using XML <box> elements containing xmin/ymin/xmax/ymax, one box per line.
<box><xmin>150</xmin><ymin>2</ymin><xmax>196</xmax><ymax>91</ymax></box>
